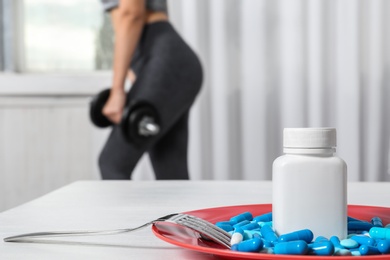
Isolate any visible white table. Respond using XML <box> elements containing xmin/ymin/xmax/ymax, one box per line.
<box><xmin>1</xmin><ymin>181</ymin><xmax>390</xmax><ymax>259</ymax></box>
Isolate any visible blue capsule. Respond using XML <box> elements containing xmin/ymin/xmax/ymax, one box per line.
<box><xmin>252</xmin><ymin>233</ymin><xmax>261</xmax><ymax>239</ymax></box>
<box><xmin>359</xmin><ymin>244</ymin><xmax>381</xmax><ymax>255</ymax></box>
<box><xmin>230</xmin><ymin>212</ymin><xmax>253</xmax><ymax>223</ymax></box>
<box><xmin>233</xmin><ymin>220</ymin><xmax>250</xmax><ymax>229</ymax></box>
<box><xmin>216</xmin><ymin>220</ymin><xmax>235</xmax><ymax>226</ymax></box>
<box><xmin>348</xmin><ymin>221</ymin><xmax>374</xmax><ymax>231</ymax></box>
<box><xmin>330</xmin><ymin>236</ymin><xmax>344</xmax><ymax>250</ymax></box>
<box><xmin>253</xmin><ymin>212</ymin><xmax>272</xmax><ymax>223</ymax></box>
<box><xmin>371</xmin><ymin>217</ymin><xmax>383</xmax><ymax>227</ymax></box>
<box><xmin>243</xmin><ymin>230</ymin><xmax>253</xmax><ymax>240</ymax></box>
<box><xmin>262</xmin><ymin>238</ymin><xmax>274</xmax><ymax>248</ymax></box>
<box><xmin>260</xmin><ymin>225</ymin><xmax>278</xmax><ymax>244</ymax></box>
<box><xmin>278</xmin><ymin>229</ymin><xmax>313</xmax><ymax>243</ymax></box>
<box><xmin>243</xmin><ymin>230</ymin><xmax>262</xmax><ymax>240</ymax></box>
<box><xmin>241</xmin><ymin>222</ymin><xmax>260</xmax><ymax>231</ymax></box>
<box><xmin>308</xmin><ymin>241</ymin><xmax>334</xmax><ymax>256</ymax></box>
<box><xmin>274</xmin><ymin>240</ymin><xmax>308</xmax><ymax>255</ymax></box>
<box><xmin>258</xmin><ymin>221</ymin><xmax>273</xmax><ymax>228</ymax></box>
<box><xmin>314</xmin><ymin>236</ymin><xmax>329</xmax><ymax>242</ymax></box>
<box><xmin>215</xmin><ymin>222</ymin><xmax>234</xmax><ymax>232</ymax></box>
<box><xmin>231</xmin><ymin>237</ymin><xmax>263</xmax><ymax>252</ymax></box>
<box><xmin>370</xmin><ymin>227</ymin><xmax>390</xmax><ymax>240</ymax></box>
<box><xmin>377</xmin><ymin>239</ymin><xmax>390</xmax><ymax>254</ymax></box>
<box><xmin>350</xmin><ymin>235</ymin><xmax>376</xmax><ymax>246</ymax></box>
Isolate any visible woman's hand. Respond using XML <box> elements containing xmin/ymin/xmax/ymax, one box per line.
<box><xmin>102</xmin><ymin>89</ymin><xmax>126</xmax><ymax>124</ymax></box>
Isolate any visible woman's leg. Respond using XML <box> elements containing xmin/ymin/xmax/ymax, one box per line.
<box><xmin>99</xmin><ymin>22</ymin><xmax>201</xmax><ymax>180</ymax></box>
<box><xmin>148</xmin><ymin>110</ymin><xmax>190</xmax><ymax>180</ymax></box>
<box><xmin>99</xmin><ymin>125</ymin><xmax>146</xmax><ymax>179</ymax></box>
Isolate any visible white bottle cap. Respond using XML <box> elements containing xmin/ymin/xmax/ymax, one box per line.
<box><xmin>283</xmin><ymin>128</ymin><xmax>337</xmax><ymax>148</ymax></box>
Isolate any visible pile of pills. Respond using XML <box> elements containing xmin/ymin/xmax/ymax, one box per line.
<box><xmin>215</xmin><ymin>212</ymin><xmax>390</xmax><ymax>256</ymax></box>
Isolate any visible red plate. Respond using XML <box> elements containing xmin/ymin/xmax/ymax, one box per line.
<box><xmin>152</xmin><ymin>204</ymin><xmax>390</xmax><ymax>259</ymax></box>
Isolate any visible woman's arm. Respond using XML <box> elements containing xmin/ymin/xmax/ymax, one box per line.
<box><xmin>103</xmin><ymin>0</ymin><xmax>146</xmax><ymax>124</ymax></box>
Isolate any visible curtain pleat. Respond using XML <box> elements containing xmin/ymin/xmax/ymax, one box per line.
<box><xmin>168</xmin><ymin>0</ymin><xmax>390</xmax><ymax>181</ymax></box>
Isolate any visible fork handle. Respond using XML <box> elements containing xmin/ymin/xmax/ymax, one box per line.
<box><xmin>4</xmin><ymin>213</ymin><xmax>179</xmax><ymax>243</ymax></box>
<box><xmin>4</xmin><ymin>222</ymin><xmax>153</xmax><ymax>243</ymax></box>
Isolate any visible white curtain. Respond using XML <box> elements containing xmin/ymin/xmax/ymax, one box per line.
<box><xmin>135</xmin><ymin>0</ymin><xmax>390</xmax><ymax>181</ymax></box>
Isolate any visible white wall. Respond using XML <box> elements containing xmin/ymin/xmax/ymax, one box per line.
<box><xmin>0</xmin><ymin>96</ymin><xmax>94</xmax><ymax>210</ymax></box>
<box><xmin>0</xmin><ymin>74</ymin><xmax>157</xmax><ymax>212</ymax></box>
<box><xmin>0</xmin><ymin>75</ymin><xmax>101</xmax><ymax>211</ymax></box>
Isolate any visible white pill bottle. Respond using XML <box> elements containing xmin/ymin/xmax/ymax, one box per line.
<box><xmin>272</xmin><ymin>128</ymin><xmax>347</xmax><ymax>239</ymax></box>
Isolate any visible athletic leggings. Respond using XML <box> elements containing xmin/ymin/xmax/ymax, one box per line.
<box><xmin>99</xmin><ymin>21</ymin><xmax>203</xmax><ymax>180</ymax></box>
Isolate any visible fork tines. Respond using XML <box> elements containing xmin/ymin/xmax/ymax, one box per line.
<box><xmin>168</xmin><ymin>214</ymin><xmax>232</xmax><ymax>249</ymax></box>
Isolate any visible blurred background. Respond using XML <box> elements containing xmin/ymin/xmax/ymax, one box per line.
<box><xmin>0</xmin><ymin>0</ymin><xmax>389</xmax><ymax>212</ymax></box>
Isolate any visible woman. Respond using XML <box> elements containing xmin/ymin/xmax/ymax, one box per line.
<box><xmin>99</xmin><ymin>0</ymin><xmax>203</xmax><ymax>180</ymax></box>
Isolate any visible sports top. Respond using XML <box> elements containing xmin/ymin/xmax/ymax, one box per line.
<box><xmin>101</xmin><ymin>0</ymin><xmax>167</xmax><ymax>13</ymax></box>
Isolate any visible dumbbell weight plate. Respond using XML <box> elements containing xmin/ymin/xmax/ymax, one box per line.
<box><xmin>121</xmin><ymin>102</ymin><xmax>160</xmax><ymax>146</ymax></box>
<box><xmin>89</xmin><ymin>88</ymin><xmax>112</xmax><ymax>128</ymax></box>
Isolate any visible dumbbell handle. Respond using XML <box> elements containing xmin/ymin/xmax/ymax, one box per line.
<box><xmin>138</xmin><ymin>116</ymin><xmax>160</xmax><ymax>136</ymax></box>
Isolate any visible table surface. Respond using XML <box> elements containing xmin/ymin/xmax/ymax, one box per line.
<box><xmin>1</xmin><ymin>180</ymin><xmax>390</xmax><ymax>259</ymax></box>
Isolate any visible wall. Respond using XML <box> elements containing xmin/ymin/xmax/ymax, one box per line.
<box><xmin>0</xmin><ymin>73</ymin><xmax>160</xmax><ymax>212</ymax></box>
<box><xmin>0</xmin><ymin>75</ymin><xmax>97</xmax><ymax>211</ymax></box>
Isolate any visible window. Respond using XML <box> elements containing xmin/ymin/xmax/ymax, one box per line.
<box><xmin>1</xmin><ymin>0</ymin><xmax>114</xmax><ymax>72</ymax></box>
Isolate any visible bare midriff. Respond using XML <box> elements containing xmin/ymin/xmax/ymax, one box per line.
<box><xmin>145</xmin><ymin>11</ymin><xmax>168</xmax><ymax>23</ymax></box>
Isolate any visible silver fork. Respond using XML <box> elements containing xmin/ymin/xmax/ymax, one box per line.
<box><xmin>3</xmin><ymin>213</ymin><xmax>232</xmax><ymax>249</ymax></box>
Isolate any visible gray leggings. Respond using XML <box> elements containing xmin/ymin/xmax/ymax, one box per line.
<box><xmin>99</xmin><ymin>22</ymin><xmax>202</xmax><ymax>180</ymax></box>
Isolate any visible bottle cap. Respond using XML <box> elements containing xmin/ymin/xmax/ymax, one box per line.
<box><xmin>283</xmin><ymin>128</ymin><xmax>337</xmax><ymax>148</ymax></box>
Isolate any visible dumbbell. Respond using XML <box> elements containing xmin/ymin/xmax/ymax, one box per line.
<box><xmin>89</xmin><ymin>88</ymin><xmax>160</xmax><ymax>145</ymax></box>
